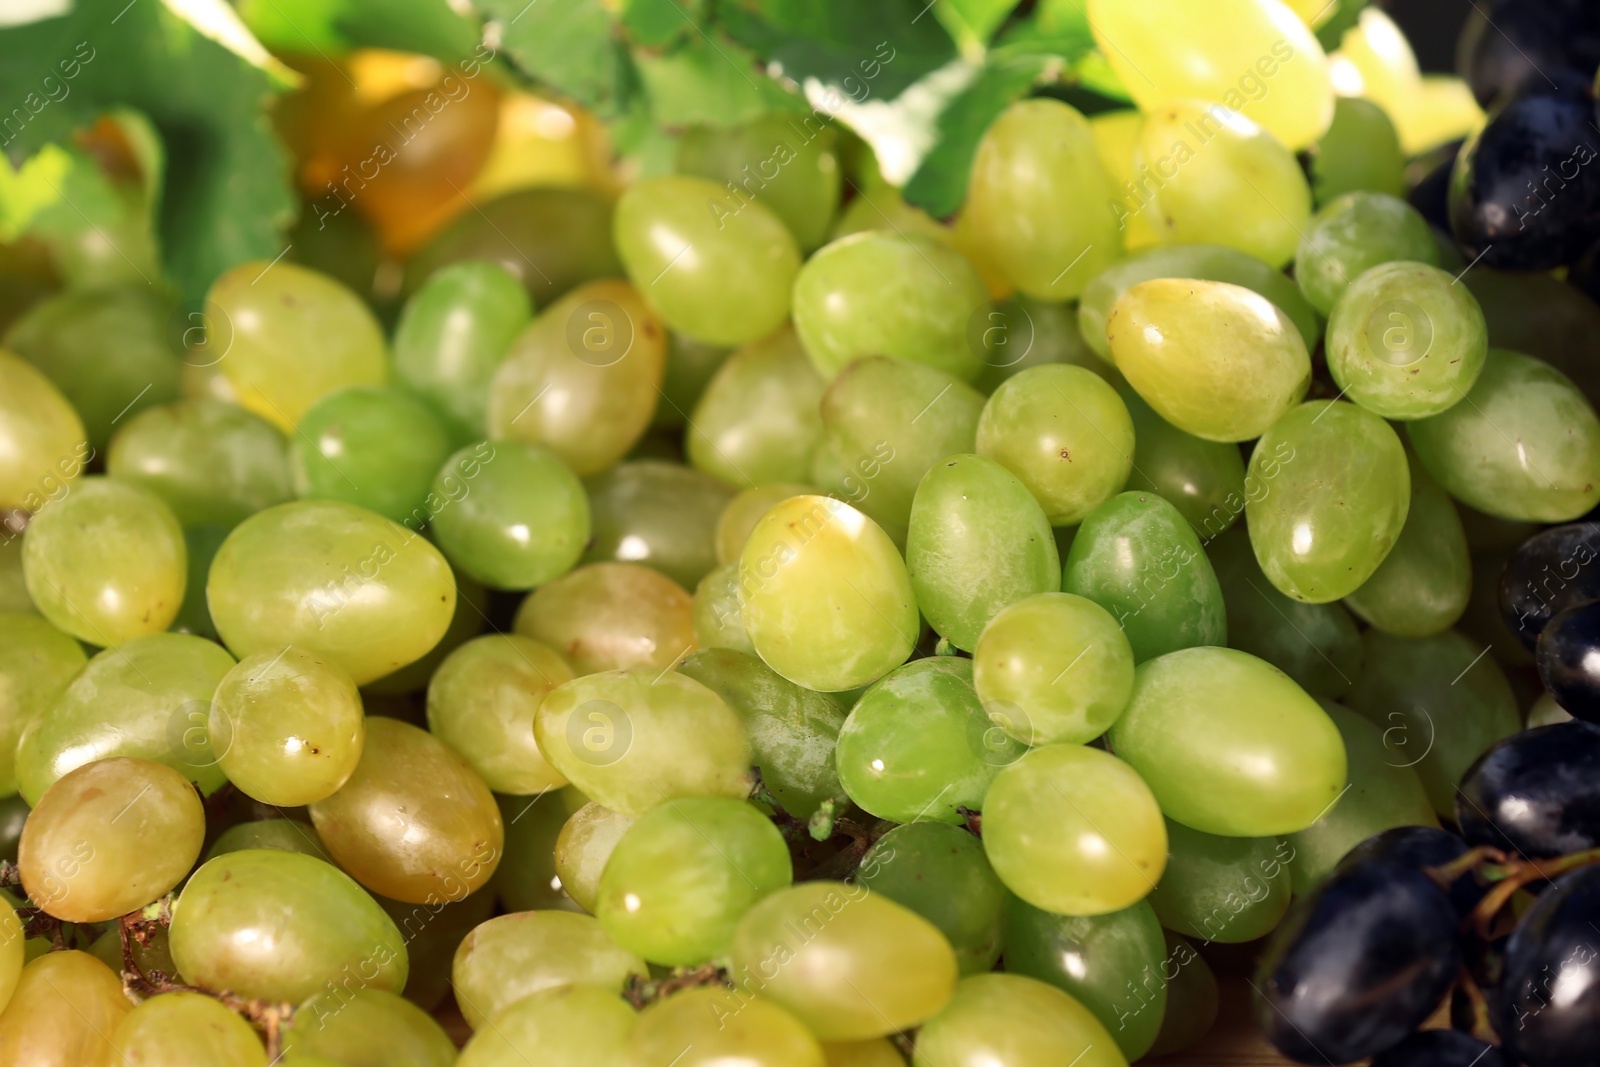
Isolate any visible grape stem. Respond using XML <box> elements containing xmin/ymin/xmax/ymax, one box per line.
<box><xmin>956</xmin><ymin>806</ymin><xmax>982</xmax><ymax>837</ymax></box>
<box><xmin>622</xmin><ymin>964</ymin><xmax>730</xmax><ymax>1010</ymax></box>
<box><xmin>1455</xmin><ymin>967</ymin><xmax>1499</xmax><ymax>1045</ymax></box>
<box><xmin>1427</xmin><ymin>845</ymin><xmax>1600</xmax><ymax>938</ymax></box>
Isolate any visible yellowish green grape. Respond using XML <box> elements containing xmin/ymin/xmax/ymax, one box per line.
<box><xmin>207</xmin><ymin>818</ymin><xmax>331</xmax><ymax>863</ymax></box>
<box><xmin>715</xmin><ymin>484</ymin><xmax>817</xmax><ymax>566</ymax></box>
<box><xmin>210</xmin><ymin>646</ymin><xmax>365</xmax><ymax>806</ymax></box>
<box><xmin>1108</xmin><ymin>646</ymin><xmax>1347</xmax><ymax>836</ymax></box>
<box><xmin>738</xmin><ymin>494</ymin><xmax>917</xmax><ymax>692</ymax></box>
<box><xmin>1344</xmin><ymin>455</ymin><xmax>1471</xmax><ymax>637</ymax></box>
<box><xmin>907</xmin><ymin>454</ymin><xmax>1059</xmax><ymax>651</ymax></box>
<box><xmin>688</xmin><ymin>330</ymin><xmax>825</xmax><ymax>486</ymax></box>
<box><xmin>1407</xmin><ymin>349</ymin><xmax>1600</xmax><ymax>522</ymax></box>
<box><xmin>206</xmin><ymin>260</ymin><xmax>388</xmax><ymax>430</ymax></box>
<box><xmin>486</xmin><ymin>279</ymin><xmax>668</xmax><ymax>477</ymax></box>
<box><xmin>554</xmin><ymin>801</ymin><xmax>635</xmax><ymax>913</ymax></box>
<box><xmin>23</xmin><ymin>476</ymin><xmax>185</xmax><ymax>645</ymax></box>
<box><xmin>582</xmin><ymin>460</ymin><xmax>733</xmax><ymax>590</ymax></box>
<box><xmin>1308</xmin><ymin>97</ymin><xmax>1406</xmax><ymax>205</ymax></box>
<box><xmin>0</xmin><ymin>350</ymin><xmax>86</xmax><ymax>512</ymax></box>
<box><xmin>170</xmin><ymin>849</ymin><xmax>407</xmax><ymax>1004</ymax></box>
<box><xmin>289</xmin><ymin>385</ymin><xmax>454</xmax><ymax>525</ymax></box>
<box><xmin>678</xmin><ymin>116</ymin><xmax>841</xmax><ymax>252</ymax></box>
<box><xmin>1325</xmin><ymin>262</ymin><xmax>1489</xmax><ymax>419</ymax></box>
<box><xmin>280</xmin><ymin>987</ymin><xmax>456</xmax><ymax>1067</ymax></box>
<box><xmin>961</xmin><ymin>99</ymin><xmax>1120</xmax><ymax>300</ymax></box>
<box><xmin>857</xmin><ymin>822</ymin><xmax>1008</xmax><ymax>976</ymax></box>
<box><xmin>974</xmin><ymin>292</ymin><xmax>1116</xmax><ymax>394</ymax></box>
<box><xmin>728</xmin><ymin>881</ymin><xmax>959</xmax><ymax>1041</ymax></box>
<box><xmin>1107</xmin><ymin>278</ymin><xmax>1310</xmax><ymax>442</ymax></box>
<box><xmin>534</xmin><ymin>668</ymin><xmax>751</xmax><ymax>816</ymax></box>
<box><xmin>630</xmin><ymin>986</ymin><xmax>823</xmax><ymax>1067</ymax></box>
<box><xmin>514</xmin><ymin>561</ymin><xmax>695</xmax><ymax>676</ymax></box>
<box><xmin>823</xmin><ymin>1040</ymin><xmax>905</xmax><ymax>1067</ymax></box>
<box><xmin>914</xmin><ymin>972</ymin><xmax>1130</xmax><ymax>1067</ymax></box>
<box><xmin>0</xmin><ymin>613</ymin><xmax>86</xmax><ymax>797</ymax></box>
<box><xmin>19</xmin><ymin>756</ymin><xmax>203</xmax><ymax>922</ymax></box>
<box><xmin>426</xmin><ymin>633</ymin><xmax>572</xmax><ymax>794</ymax></box>
<box><xmin>1088</xmin><ymin>0</ymin><xmax>1334</xmax><ymax>151</ymax></box>
<box><xmin>1122</xmin><ymin>390</ymin><xmax>1248</xmax><ymax>538</ymax></box>
<box><xmin>1246</xmin><ymin>401</ymin><xmax>1411</xmax><ymax>603</ymax></box>
<box><xmin>206</xmin><ymin>500</ymin><xmax>456</xmax><ymax>685</ymax></box>
<box><xmin>1148</xmin><ymin>819</ymin><xmax>1292</xmax><ymax>943</ymax></box>
<box><xmin>692</xmin><ymin>562</ymin><xmax>754</xmax><ymax>653</ymax></box>
<box><xmin>1091</xmin><ymin>108</ymin><xmax>1162</xmax><ymax>254</ymax></box>
<box><xmin>1145</xmin><ymin>933</ymin><xmax>1220</xmax><ymax>1060</ymax></box>
<box><xmin>1294</xmin><ymin>193</ymin><xmax>1438</xmax><ymax>315</ymax></box>
<box><xmin>0</xmin><ymin>951</ymin><xmax>130</xmax><ymax>1067</ymax></box>
<box><xmin>110</xmin><ymin>991</ymin><xmax>267</xmax><ymax>1067</ymax></box>
<box><xmin>982</xmin><ymin>744</ymin><xmax>1166</xmax><ymax>917</ymax></box>
<box><xmin>491</xmin><ymin>787</ymin><xmax>588</xmax><ymax>914</ymax></box>
<box><xmin>309</xmin><ymin>716</ymin><xmax>502</xmax><ymax>904</ymax></box>
<box><xmin>0</xmin><ymin>538</ymin><xmax>30</xmax><ymax>614</ymax></box>
<box><xmin>450</xmin><ymin>910</ymin><xmax>645</xmax><ymax>1030</ymax></box>
<box><xmin>457</xmin><ymin>985</ymin><xmax>636</xmax><ymax>1067</ymax></box>
<box><xmin>614</xmin><ymin>175</ymin><xmax>800</xmax><ymax>346</ymax></box>
<box><xmin>365</xmin><ymin>568</ymin><xmax>489</xmax><ymax>695</ymax></box>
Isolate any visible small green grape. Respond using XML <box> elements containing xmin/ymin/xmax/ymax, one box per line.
<box><xmin>688</xmin><ymin>330</ymin><xmax>825</xmax><ymax>487</ymax></box>
<box><xmin>457</xmin><ymin>985</ymin><xmax>636</xmax><ymax>1067</ymax></box>
<box><xmin>554</xmin><ymin>801</ymin><xmax>635</xmax><ymax>913</ymax></box>
<box><xmin>582</xmin><ymin>460</ymin><xmax>733</xmax><ymax>590</ymax></box>
<box><xmin>913</xmin><ymin>972</ymin><xmax>1129</xmax><ymax>1067</ymax></box>
<box><xmin>857</xmin><ymin>823</ymin><xmax>1007</xmax><ymax>976</ymax></box>
<box><xmin>1295</xmin><ymin>193</ymin><xmax>1438</xmax><ymax>315</ymax></box>
<box><xmin>450</xmin><ymin>910</ymin><xmax>645</xmax><ymax>1030</ymax></box>
<box><xmin>1147</xmin><ymin>819</ymin><xmax>1293</xmax><ymax>943</ymax></box>
<box><xmin>110</xmin><ymin>991</ymin><xmax>267</xmax><ymax>1067</ymax></box>
<box><xmin>678</xmin><ymin>116</ymin><xmax>841</xmax><ymax>252</ymax></box>
<box><xmin>290</xmin><ymin>386</ymin><xmax>455</xmax><ymax>525</ymax></box>
<box><xmin>514</xmin><ymin>562</ymin><xmax>695</xmax><ymax>676</ymax></box>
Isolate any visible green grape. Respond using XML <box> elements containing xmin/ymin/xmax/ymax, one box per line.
<box><xmin>676</xmin><ymin>647</ymin><xmax>847</xmax><ymax>818</ymax></box>
<box><xmin>309</xmin><ymin>717</ymin><xmax>502</xmax><ymax>903</ymax></box>
<box><xmin>678</xmin><ymin>116</ymin><xmax>841</xmax><ymax>252</ymax></box>
<box><xmin>821</xmin><ymin>356</ymin><xmax>985</xmax><ymax>544</ymax></box>
<box><xmin>554</xmin><ymin>800</ymin><xmax>635</xmax><ymax>913</ymax></box>
<box><xmin>1122</xmin><ymin>390</ymin><xmax>1247</xmax><ymax>538</ymax></box>
<box><xmin>206</xmin><ymin>500</ymin><xmax>456</xmax><ymax>685</ymax></box>
<box><xmin>614</xmin><ymin>175</ymin><xmax>800</xmax><ymax>345</ymax></box>
<box><xmin>207</xmin><ymin>818</ymin><xmax>331</xmax><ymax>863</ymax></box>
<box><xmin>1144</xmin><ymin>932</ymin><xmax>1220</xmax><ymax>1059</ymax></box>
<box><xmin>533</xmin><ymin>668</ymin><xmax>751</xmax><ymax>816</ymax></box>
<box><xmin>426</xmin><ymin>633</ymin><xmax>573</xmax><ymax>795</ymax></box>
<box><xmin>823</xmin><ymin>1039</ymin><xmax>906</xmax><ymax>1067</ymax></box>
<box><xmin>654</xmin><ymin>331</ymin><xmax>731</xmax><ymax>430</ymax></box>
<box><xmin>582</xmin><ymin>460</ymin><xmax>734</xmax><ymax>590</ymax></box>
<box><xmin>486</xmin><ymin>279</ymin><xmax>668</xmax><ymax>477</ymax></box>
<box><xmin>1344</xmin><ymin>629</ymin><xmax>1520</xmax><ymax>816</ymax></box>
<box><xmin>451</xmin><ymin>910</ymin><xmax>645</xmax><ymax>1029</ymax></box>
<box><xmin>428</xmin><ymin>440</ymin><xmax>589</xmax><ymax>591</ymax></box>
<box><xmin>1325</xmin><ymin>262</ymin><xmax>1489</xmax><ymax>419</ymax></box>
<box><xmin>1286</xmin><ymin>702</ymin><xmax>1437</xmax><ymax>894</ymax></box>
<box><xmin>1107</xmin><ymin>646</ymin><xmax>1347</xmax><ymax>836</ymax></box>
<box><xmin>492</xmin><ymin>787</ymin><xmax>589</xmax><ymax>913</ymax></box>
<box><xmin>20</xmin><ymin>757</ymin><xmax>203</xmax><ymax>922</ymax></box>
<box><xmin>974</xmin><ymin>293</ymin><xmax>1118</xmax><ymax>395</ymax></box>
<box><xmin>1528</xmin><ymin>692</ymin><xmax>1573</xmax><ymax>728</ymax></box>
<box><xmin>280</xmin><ymin>988</ymin><xmax>456</xmax><ymax>1067</ymax></box>
<box><xmin>1466</xmin><ymin>268</ymin><xmax>1600</xmax><ymax>403</ymax></box>
<box><xmin>688</xmin><ymin>330</ymin><xmax>825</xmax><ymax>486</ymax></box>
<box><xmin>1002</xmin><ymin>898</ymin><xmax>1167</xmax><ymax>1060</ymax></box>
<box><xmin>379</xmin><ymin>885</ymin><xmax>496</xmax><ymax>1011</ymax></box>
<box><xmin>1062</xmin><ymin>491</ymin><xmax>1227</xmax><ymax>662</ymax></box>
<box><xmin>1246</xmin><ymin>401</ymin><xmax>1411</xmax><ymax>603</ymax></box>
<box><xmin>22</xmin><ymin>476</ymin><xmax>186</xmax><ymax>645</ymax></box>
<box><xmin>0</xmin><ymin>538</ymin><xmax>30</xmax><ymax>614</ymax></box>
<box><xmin>1344</xmin><ymin>454</ymin><xmax>1471</xmax><ymax>637</ymax></box>
<box><xmin>365</xmin><ymin>568</ymin><xmax>489</xmax><ymax>695</ymax></box>
<box><xmin>961</xmin><ymin>99</ymin><xmax>1120</xmax><ymax>300</ymax></box>
<box><xmin>630</xmin><ymin>986</ymin><xmax>823</xmax><ymax>1067</ymax></box>
<box><xmin>830</xmin><ymin>186</ymin><xmax>948</xmax><ymax>245</ymax></box>
<box><xmin>692</xmin><ymin>562</ymin><xmax>754</xmax><ymax>653</ymax></box>
<box><xmin>0</xmin><ymin>350</ymin><xmax>86</xmax><ymax>512</ymax></box>
<box><xmin>715</xmin><ymin>483</ymin><xmax>817</xmax><ymax>566</ymax></box>
<box><xmin>210</xmin><ymin>646</ymin><xmax>365</xmax><ymax>805</ymax></box>
<box><xmin>16</xmin><ymin>632</ymin><xmax>235</xmax><ymax>803</ymax></box>
<box><xmin>857</xmin><ymin>822</ymin><xmax>1007</xmax><ymax>976</ymax></box>
<box><xmin>107</xmin><ymin>399</ymin><xmax>293</xmax><ymax>527</ymax></box>
<box><xmin>835</xmin><ymin>657</ymin><xmax>1024</xmax><ymax>825</ymax></box>
<box><xmin>728</xmin><ymin>881</ymin><xmax>958</xmax><ymax>1041</ymax></box>
<box><xmin>738</xmin><ymin>495</ymin><xmax>918</xmax><ymax>692</ymax></box>
<box><xmin>391</xmin><ymin>260</ymin><xmax>533</xmax><ymax>444</ymax></box>
<box><xmin>1408</xmin><ymin>349</ymin><xmax>1600</xmax><ymax>522</ymax></box>
<box><xmin>289</xmin><ymin>386</ymin><xmax>454</xmax><ymax>525</ymax></box>
<box><xmin>457</xmin><ymin>985</ymin><xmax>636</xmax><ymax>1067</ymax></box>
<box><xmin>982</xmin><ymin>744</ymin><xmax>1166</xmax><ymax>917</ymax></box>
<box><xmin>792</xmin><ymin>231</ymin><xmax>988</xmax><ymax>383</ymax></box>
<box><xmin>1078</xmin><ymin>244</ymin><xmax>1319</xmax><ymax>360</ymax></box>
<box><xmin>1147</xmin><ymin>819</ymin><xmax>1292</xmax><ymax>944</ymax></box>
<box><xmin>907</xmin><ymin>454</ymin><xmax>1060</xmax><ymax>652</ymax></box>
<box><xmin>1308</xmin><ymin>97</ymin><xmax>1406</xmax><ymax>204</ymax></box>
<box><xmin>971</xmin><ymin>593</ymin><xmax>1134</xmax><ymax>746</ymax></box>
<box><xmin>402</xmin><ymin>188</ymin><xmax>621</xmax><ymax>305</ymax></box>
<box><xmin>1107</xmin><ymin>279</ymin><xmax>1311</xmax><ymax>442</ymax></box>
<box><xmin>0</xmin><ymin>613</ymin><xmax>86</xmax><ymax>796</ymax></box>
<box><xmin>0</xmin><ymin>890</ymin><xmax>24</xmax><ymax>1015</ymax></box>
<box><xmin>5</xmin><ymin>286</ymin><xmax>179</xmax><ymax>448</ymax></box>
<box><xmin>597</xmin><ymin>796</ymin><xmax>790</xmax><ymax>966</ymax></box>
<box><xmin>177</xmin><ymin>525</ymin><xmax>232</xmax><ymax>639</ymax></box>
<box><xmin>207</xmin><ymin>260</ymin><xmax>387</xmax><ymax>430</ymax></box>
<box><xmin>0</xmin><ymin>951</ymin><xmax>130</xmax><ymax>1067</ymax></box>
<box><xmin>110</xmin><ymin>991</ymin><xmax>267</xmax><ymax>1067</ymax></box>
<box><xmin>1294</xmin><ymin>194</ymin><xmax>1438</xmax><ymax>315</ymax></box>
<box><xmin>1088</xmin><ymin>0</ymin><xmax>1333</xmax><ymax>151</ymax></box>
<box><xmin>1134</xmin><ymin>101</ymin><xmax>1314</xmax><ymax>268</ymax></box>
<box><xmin>913</xmin><ymin>972</ymin><xmax>1129</xmax><ymax>1067</ymax></box>
<box><xmin>170</xmin><ymin>849</ymin><xmax>407</xmax><ymax>1004</ymax></box>
<box><xmin>513</xmin><ymin>562</ymin><xmax>695</xmax><ymax>676</ymax></box>
<box><xmin>1207</xmin><ymin>527</ymin><xmax>1363</xmax><ymax>699</ymax></box>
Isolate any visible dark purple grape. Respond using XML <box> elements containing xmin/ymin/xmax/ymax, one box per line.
<box><xmin>1448</xmin><ymin>92</ymin><xmax>1600</xmax><ymax>270</ymax></box>
<box><xmin>1455</xmin><ymin>0</ymin><xmax>1600</xmax><ymax>108</ymax></box>
<box><xmin>1536</xmin><ymin>602</ymin><xmax>1600</xmax><ymax>721</ymax></box>
<box><xmin>1499</xmin><ymin>522</ymin><xmax>1600</xmax><ymax>649</ymax></box>
<box><xmin>1255</xmin><ymin>860</ymin><xmax>1462</xmax><ymax>1064</ymax></box>
<box><xmin>1456</xmin><ymin>721</ymin><xmax>1600</xmax><ymax>857</ymax></box>
<box><xmin>1371</xmin><ymin>1029</ymin><xmax>1509</xmax><ymax>1067</ymax></box>
<box><xmin>1338</xmin><ymin>826</ymin><xmax>1484</xmax><ymax>917</ymax></box>
<box><xmin>1498</xmin><ymin>865</ymin><xmax>1600</xmax><ymax>1067</ymax></box>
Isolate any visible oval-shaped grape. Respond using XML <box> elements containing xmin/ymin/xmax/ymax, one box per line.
<box><xmin>280</xmin><ymin>987</ymin><xmax>456</xmax><ymax>1067</ymax></box>
<box><xmin>554</xmin><ymin>801</ymin><xmax>635</xmax><ymax>913</ymax></box>
<box><xmin>450</xmin><ymin>910</ymin><xmax>645</xmax><ymax>1030</ymax></box>
<box><xmin>426</xmin><ymin>633</ymin><xmax>571</xmax><ymax>795</ymax></box>
<box><xmin>1148</xmin><ymin>820</ymin><xmax>1293</xmax><ymax>944</ymax></box>
<box><xmin>456</xmin><ymin>984</ymin><xmax>636</xmax><ymax>1067</ymax></box>
<box><xmin>290</xmin><ymin>386</ymin><xmax>454</xmax><ymax>525</ymax></box>
<box><xmin>0</xmin><ymin>614</ymin><xmax>86</xmax><ymax>797</ymax></box>
<box><xmin>492</xmin><ymin>787</ymin><xmax>588</xmax><ymax>914</ymax></box>
<box><xmin>678</xmin><ymin>116</ymin><xmax>841</xmax><ymax>252</ymax></box>
<box><xmin>857</xmin><ymin>822</ymin><xmax>1007</xmax><ymax>976</ymax></box>
<box><xmin>1295</xmin><ymin>193</ymin><xmax>1439</xmax><ymax>315</ymax></box>
<box><xmin>1309</xmin><ymin>97</ymin><xmax>1407</xmax><ymax>204</ymax></box>
<box><xmin>110</xmin><ymin>991</ymin><xmax>267</xmax><ymax>1067</ymax></box>
<box><xmin>913</xmin><ymin>972</ymin><xmax>1129</xmax><ymax>1067</ymax></box>
<box><xmin>630</xmin><ymin>986</ymin><xmax>823</xmax><ymax>1067</ymax></box>
<box><xmin>0</xmin><ymin>350</ymin><xmax>86</xmax><ymax>513</ymax></box>
<box><xmin>688</xmin><ymin>330</ymin><xmax>825</xmax><ymax>487</ymax></box>
<box><xmin>582</xmin><ymin>460</ymin><xmax>733</xmax><ymax>590</ymax></box>
<box><xmin>0</xmin><ymin>951</ymin><xmax>130</xmax><ymax>1067</ymax></box>
<box><xmin>514</xmin><ymin>561</ymin><xmax>695</xmax><ymax>675</ymax></box>
<box><xmin>1123</xmin><ymin>390</ymin><xmax>1248</xmax><ymax>538</ymax></box>
<box><xmin>692</xmin><ymin>562</ymin><xmax>754</xmax><ymax>653</ymax></box>
<box><xmin>1344</xmin><ymin>454</ymin><xmax>1471</xmax><ymax>636</ymax></box>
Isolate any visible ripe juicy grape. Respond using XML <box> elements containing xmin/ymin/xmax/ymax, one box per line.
<box><xmin>857</xmin><ymin>822</ymin><xmax>1007</xmax><ymax>976</ymax></box>
<box><xmin>450</xmin><ymin>910</ymin><xmax>644</xmax><ymax>1030</ymax></box>
<box><xmin>1455</xmin><ymin>721</ymin><xmax>1600</xmax><ymax>857</ymax></box>
<box><xmin>582</xmin><ymin>460</ymin><xmax>733</xmax><ymax>590</ymax></box>
<box><xmin>0</xmin><ymin>614</ymin><xmax>86</xmax><ymax>796</ymax></box>
<box><xmin>687</xmin><ymin>330</ymin><xmax>825</xmax><ymax>486</ymax></box>
<box><xmin>914</xmin><ymin>973</ymin><xmax>1129</xmax><ymax>1067</ymax></box>
<box><xmin>1293</xmin><ymin>192</ymin><xmax>1438</xmax><ymax>315</ymax></box>
<box><xmin>289</xmin><ymin>385</ymin><xmax>454</xmax><ymax>525</ymax></box>
<box><xmin>0</xmin><ymin>350</ymin><xmax>86</xmax><ymax>511</ymax></box>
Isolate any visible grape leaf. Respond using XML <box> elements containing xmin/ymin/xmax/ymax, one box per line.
<box><xmin>620</xmin><ymin>0</ymin><xmax>705</xmax><ymax>48</ymax></box>
<box><xmin>477</xmin><ymin>0</ymin><xmax>634</xmax><ymax>118</ymax></box>
<box><xmin>934</xmin><ymin>0</ymin><xmax>1022</xmax><ymax>50</ymax></box>
<box><xmin>235</xmin><ymin>0</ymin><xmax>482</xmax><ymax>63</ymax></box>
<box><xmin>635</xmin><ymin>34</ymin><xmax>803</xmax><ymax>129</ymax></box>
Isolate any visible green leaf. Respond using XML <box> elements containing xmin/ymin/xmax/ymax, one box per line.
<box><xmin>478</xmin><ymin>0</ymin><xmax>634</xmax><ymax>118</ymax></box>
<box><xmin>0</xmin><ymin>0</ymin><xmax>294</xmax><ymax>304</ymax></box>
<box><xmin>634</xmin><ymin>34</ymin><xmax>801</xmax><ymax>129</ymax></box>
<box><xmin>1315</xmin><ymin>0</ymin><xmax>1367</xmax><ymax>52</ymax></box>
<box><xmin>236</xmin><ymin>0</ymin><xmax>482</xmax><ymax>63</ymax></box>
<box><xmin>934</xmin><ymin>0</ymin><xmax>1022</xmax><ymax>51</ymax></box>
<box><xmin>620</xmin><ymin>0</ymin><xmax>704</xmax><ymax>48</ymax></box>
<box><xmin>901</xmin><ymin>53</ymin><xmax>1050</xmax><ymax>218</ymax></box>
<box><xmin>992</xmin><ymin>0</ymin><xmax>1094</xmax><ymax>58</ymax></box>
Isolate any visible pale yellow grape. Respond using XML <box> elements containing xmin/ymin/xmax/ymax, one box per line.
<box><xmin>914</xmin><ymin>973</ymin><xmax>1130</xmax><ymax>1067</ymax></box>
<box><xmin>110</xmin><ymin>992</ymin><xmax>267</xmax><ymax>1067</ymax></box>
<box><xmin>1402</xmin><ymin>76</ymin><xmax>1485</xmax><ymax>155</ymax></box>
<box><xmin>513</xmin><ymin>561</ymin><xmax>696</xmax><ymax>676</ymax></box>
<box><xmin>1089</xmin><ymin>110</ymin><xmax>1161</xmax><ymax>251</ymax></box>
<box><xmin>824</xmin><ymin>1040</ymin><xmax>907</xmax><ymax>1067</ymax></box>
<box><xmin>450</xmin><ymin>911</ymin><xmax>645</xmax><ymax>1029</ymax></box>
<box><xmin>1282</xmin><ymin>0</ymin><xmax>1336</xmax><ymax>27</ymax></box>
<box><xmin>629</xmin><ymin>987</ymin><xmax>824</xmax><ymax>1067</ymax></box>
<box><xmin>715</xmin><ymin>483</ymin><xmax>816</xmax><ymax>565</ymax></box>
<box><xmin>0</xmin><ymin>951</ymin><xmax>130</xmax><ymax>1067</ymax></box>
<box><xmin>0</xmin><ymin>898</ymin><xmax>21</xmax><ymax>1016</ymax></box>
<box><xmin>1332</xmin><ymin>9</ymin><xmax>1421</xmax><ymax>134</ymax></box>
<box><xmin>0</xmin><ymin>351</ymin><xmax>86</xmax><ymax>512</ymax></box>
<box><xmin>457</xmin><ymin>985</ymin><xmax>635</xmax><ymax>1067</ymax></box>
<box><xmin>553</xmin><ymin>802</ymin><xmax>635</xmax><ymax>912</ymax></box>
